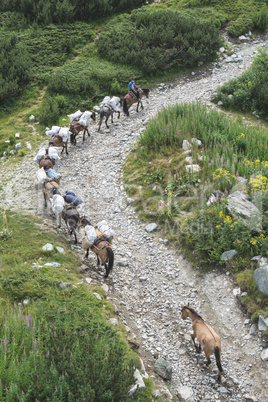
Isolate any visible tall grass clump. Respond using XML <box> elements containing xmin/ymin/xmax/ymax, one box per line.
<box><xmin>212</xmin><ymin>49</ymin><xmax>268</xmax><ymax>118</ymax></box>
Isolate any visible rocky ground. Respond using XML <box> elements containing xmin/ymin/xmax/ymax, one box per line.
<box><xmin>1</xmin><ymin>33</ymin><xmax>268</xmax><ymax>401</ymax></box>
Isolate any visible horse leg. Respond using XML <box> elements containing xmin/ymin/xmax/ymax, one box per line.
<box><xmin>98</xmin><ymin>119</ymin><xmax>102</xmax><ymax>132</ymax></box>
<box><xmin>117</xmin><ymin>111</ymin><xmax>120</xmax><ymax>119</ymax></box>
<box><xmin>87</xmin><ymin>128</ymin><xmax>90</xmax><ymax>138</ymax></box>
<box><xmin>136</xmin><ymin>100</ymin><xmax>139</xmax><ymax>112</ymax></box>
<box><xmin>61</xmin><ymin>146</ymin><xmax>64</xmax><ymax>155</ymax></box>
<box><xmin>43</xmin><ymin>191</ymin><xmax>47</xmax><ymax>208</ymax></box>
<box><xmin>191</xmin><ymin>333</ymin><xmax>200</xmax><ymax>352</ymax></box>
<box><xmin>83</xmin><ymin>129</ymin><xmax>86</xmax><ymax>142</ymax></box>
<box><xmin>104</xmin><ymin>263</ymin><xmax>109</xmax><ymax>278</ymax></box>
<box><xmin>58</xmin><ymin>213</ymin><xmax>62</xmax><ymax>228</ymax></box>
<box><xmin>105</xmin><ymin>116</ymin><xmax>109</xmax><ymax>129</ymax></box>
<box><xmin>97</xmin><ymin>255</ymin><xmax>100</xmax><ymax>266</ymax></box>
<box><xmin>73</xmin><ymin>228</ymin><xmax>77</xmax><ymax>244</ymax></box>
<box><xmin>111</xmin><ymin>112</ymin><xmax>114</xmax><ymax>124</ymax></box>
<box><xmin>85</xmin><ymin>248</ymin><xmax>89</xmax><ymax>259</ymax></box>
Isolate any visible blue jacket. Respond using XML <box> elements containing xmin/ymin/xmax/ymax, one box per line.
<box><xmin>129</xmin><ymin>81</ymin><xmax>135</xmax><ymax>90</ymax></box>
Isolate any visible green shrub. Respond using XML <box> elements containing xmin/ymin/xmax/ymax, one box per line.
<box><xmin>212</xmin><ymin>50</ymin><xmax>268</xmax><ymax>117</ymax></box>
<box><xmin>38</xmin><ymin>97</ymin><xmax>60</xmax><ymax>126</ymax></box>
<box><xmin>96</xmin><ymin>9</ymin><xmax>221</xmax><ymax>73</ymax></box>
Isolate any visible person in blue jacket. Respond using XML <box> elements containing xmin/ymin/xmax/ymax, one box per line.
<box><xmin>128</xmin><ymin>77</ymin><xmax>139</xmax><ymax>99</ymax></box>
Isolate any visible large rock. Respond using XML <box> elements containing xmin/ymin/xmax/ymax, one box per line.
<box><xmin>227</xmin><ymin>191</ymin><xmax>261</xmax><ymax>231</ymax></box>
<box><xmin>182</xmin><ymin>140</ymin><xmax>191</xmax><ymax>151</ymax></box>
<box><xmin>191</xmin><ymin>138</ymin><xmax>202</xmax><ymax>147</ymax></box>
<box><xmin>254</xmin><ymin>266</ymin><xmax>268</xmax><ymax>296</ymax></box>
<box><xmin>42</xmin><ymin>243</ymin><xmax>53</xmax><ymax>251</ymax></box>
<box><xmin>185</xmin><ymin>164</ymin><xmax>200</xmax><ymax>174</ymax></box>
<box><xmin>145</xmin><ymin>223</ymin><xmax>158</xmax><ymax>233</ymax></box>
<box><xmin>154</xmin><ymin>358</ymin><xmax>172</xmax><ymax>380</ymax></box>
<box><xmin>220</xmin><ymin>249</ymin><xmax>238</xmax><ymax>261</ymax></box>
<box><xmin>177</xmin><ymin>385</ymin><xmax>194</xmax><ymax>401</ymax></box>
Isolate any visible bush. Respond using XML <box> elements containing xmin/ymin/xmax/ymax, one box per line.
<box><xmin>0</xmin><ymin>35</ymin><xmax>32</xmax><ymax>104</ymax></box>
<box><xmin>38</xmin><ymin>97</ymin><xmax>60</xmax><ymax>126</ymax></box>
<box><xmin>96</xmin><ymin>9</ymin><xmax>221</xmax><ymax>73</ymax></box>
<box><xmin>212</xmin><ymin>49</ymin><xmax>268</xmax><ymax>117</ymax></box>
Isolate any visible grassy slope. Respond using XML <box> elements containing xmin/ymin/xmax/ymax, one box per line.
<box><xmin>0</xmin><ymin>211</ymin><xmax>155</xmax><ymax>400</ymax></box>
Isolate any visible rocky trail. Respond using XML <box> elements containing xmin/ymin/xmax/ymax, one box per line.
<box><xmin>1</xmin><ymin>34</ymin><xmax>268</xmax><ymax>401</ymax></box>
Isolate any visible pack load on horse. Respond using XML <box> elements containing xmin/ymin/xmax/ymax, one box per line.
<box><xmin>64</xmin><ymin>191</ymin><xmax>83</xmax><ymax>207</ymax></box>
<box><xmin>34</xmin><ymin>147</ymin><xmax>60</xmax><ymax>170</ymax></box>
<box><xmin>69</xmin><ymin>110</ymin><xmax>96</xmax><ymax>145</ymax></box>
<box><xmin>123</xmin><ymin>87</ymin><xmax>150</xmax><ymax>117</ymax></box>
<box><xmin>46</xmin><ymin>168</ymin><xmax>62</xmax><ymax>183</ymax></box>
<box><xmin>35</xmin><ymin>167</ymin><xmax>47</xmax><ymax>190</ymax></box>
<box><xmin>45</xmin><ymin>125</ymin><xmax>61</xmax><ymax>138</ymax></box>
<box><xmin>48</xmin><ymin>127</ymin><xmax>70</xmax><ymax>155</ymax></box>
<box><xmin>98</xmin><ymin>96</ymin><xmax>122</xmax><ymax>131</ymax></box>
<box><xmin>51</xmin><ymin>193</ymin><xmax>65</xmax><ymax>227</ymax></box>
<box><xmin>60</xmin><ymin>204</ymin><xmax>90</xmax><ymax>244</ymax></box>
<box><xmin>181</xmin><ymin>304</ymin><xmax>223</xmax><ymax>381</ymax></box>
<box><xmin>81</xmin><ymin>220</ymin><xmax>115</xmax><ymax>278</ymax></box>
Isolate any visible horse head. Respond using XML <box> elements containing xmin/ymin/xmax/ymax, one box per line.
<box><xmin>79</xmin><ymin>216</ymin><xmax>91</xmax><ymax>227</ymax></box>
<box><xmin>141</xmin><ymin>88</ymin><xmax>150</xmax><ymax>98</ymax></box>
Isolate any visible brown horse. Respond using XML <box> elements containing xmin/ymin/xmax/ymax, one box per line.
<box><xmin>69</xmin><ymin>112</ymin><xmax>96</xmax><ymax>145</ymax></box>
<box><xmin>83</xmin><ymin>234</ymin><xmax>114</xmax><ymax>278</ymax></box>
<box><xmin>49</xmin><ymin>135</ymin><xmax>68</xmax><ymax>155</ymax></box>
<box><xmin>123</xmin><ymin>87</ymin><xmax>150</xmax><ymax>117</ymax></box>
<box><xmin>181</xmin><ymin>304</ymin><xmax>223</xmax><ymax>380</ymax></box>
<box><xmin>39</xmin><ymin>156</ymin><xmax>55</xmax><ymax>170</ymax></box>
<box><xmin>61</xmin><ymin>204</ymin><xmax>90</xmax><ymax>244</ymax></box>
<box><xmin>42</xmin><ymin>180</ymin><xmax>61</xmax><ymax>208</ymax></box>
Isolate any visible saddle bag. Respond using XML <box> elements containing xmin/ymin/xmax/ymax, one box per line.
<box><xmin>46</xmin><ymin>168</ymin><xmax>62</xmax><ymax>183</ymax></box>
<box><xmin>68</xmin><ymin>110</ymin><xmax>83</xmax><ymax>122</ymax></box>
<box><xmin>52</xmin><ymin>194</ymin><xmax>65</xmax><ymax>214</ymax></box>
<box><xmin>78</xmin><ymin>111</ymin><xmax>93</xmax><ymax>126</ymax></box>
<box><xmin>65</xmin><ymin>193</ymin><xmax>83</xmax><ymax>206</ymax></box>
<box><xmin>34</xmin><ymin>167</ymin><xmax>47</xmax><ymax>190</ymax></box>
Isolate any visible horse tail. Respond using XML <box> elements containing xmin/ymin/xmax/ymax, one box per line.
<box><xmin>214</xmin><ymin>346</ymin><xmax>223</xmax><ymax>372</ymax></box>
<box><xmin>106</xmin><ymin>247</ymin><xmax>114</xmax><ymax>277</ymax></box>
<box><xmin>123</xmin><ymin>98</ymin><xmax>129</xmax><ymax>116</ymax></box>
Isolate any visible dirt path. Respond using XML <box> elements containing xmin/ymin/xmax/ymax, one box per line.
<box><xmin>1</xmin><ymin>35</ymin><xmax>268</xmax><ymax>401</ymax></box>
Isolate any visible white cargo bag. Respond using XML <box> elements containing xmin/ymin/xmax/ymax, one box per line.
<box><xmin>48</xmin><ymin>147</ymin><xmax>60</xmax><ymax>162</ymax></box>
<box><xmin>34</xmin><ymin>148</ymin><xmax>46</xmax><ymax>163</ymax></box>
<box><xmin>51</xmin><ymin>126</ymin><xmax>61</xmax><ymax>134</ymax></box>
<box><xmin>67</xmin><ymin>110</ymin><xmax>83</xmax><ymax>122</ymax></box>
<box><xmin>52</xmin><ymin>194</ymin><xmax>65</xmax><ymax>214</ymax></box>
<box><xmin>100</xmin><ymin>96</ymin><xmax>111</xmax><ymax>107</ymax></box>
<box><xmin>78</xmin><ymin>111</ymin><xmax>93</xmax><ymax>126</ymax></box>
<box><xmin>97</xmin><ymin>220</ymin><xmax>115</xmax><ymax>239</ymax></box>
<box><xmin>58</xmin><ymin>127</ymin><xmax>70</xmax><ymax>142</ymax></box>
<box><xmin>34</xmin><ymin>167</ymin><xmax>47</xmax><ymax>189</ymax></box>
<box><xmin>85</xmin><ymin>225</ymin><xmax>98</xmax><ymax>243</ymax></box>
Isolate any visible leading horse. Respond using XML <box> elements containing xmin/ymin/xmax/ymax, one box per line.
<box><xmin>123</xmin><ymin>87</ymin><xmax>149</xmax><ymax>117</ymax></box>
<box><xmin>181</xmin><ymin>304</ymin><xmax>223</xmax><ymax>381</ymax></box>
<box><xmin>49</xmin><ymin>135</ymin><xmax>68</xmax><ymax>155</ymax></box>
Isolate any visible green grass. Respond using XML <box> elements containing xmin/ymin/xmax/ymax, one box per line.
<box><xmin>0</xmin><ymin>211</ymin><xmax>155</xmax><ymax>401</ymax></box>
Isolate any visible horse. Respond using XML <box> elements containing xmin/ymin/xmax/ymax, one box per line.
<box><xmin>82</xmin><ymin>233</ymin><xmax>114</xmax><ymax>278</ymax></box>
<box><xmin>49</xmin><ymin>135</ymin><xmax>68</xmax><ymax>155</ymax></box>
<box><xmin>39</xmin><ymin>155</ymin><xmax>55</xmax><ymax>170</ymax></box>
<box><xmin>42</xmin><ymin>179</ymin><xmax>61</xmax><ymax>208</ymax></box>
<box><xmin>61</xmin><ymin>204</ymin><xmax>90</xmax><ymax>244</ymax></box>
<box><xmin>69</xmin><ymin>112</ymin><xmax>96</xmax><ymax>145</ymax></box>
<box><xmin>181</xmin><ymin>304</ymin><xmax>223</xmax><ymax>380</ymax></box>
<box><xmin>98</xmin><ymin>99</ymin><xmax>123</xmax><ymax>131</ymax></box>
<box><xmin>123</xmin><ymin>88</ymin><xmax>150</xmax><ymax>117</ymax></box>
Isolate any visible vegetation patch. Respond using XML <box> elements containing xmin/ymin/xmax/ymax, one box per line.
<box><xmin>123</xmin><ymin>102</ymin><xmax>268</xmax><ymax>319</ymax></box>
<box><xmin>212</xmin><ymin>49</ymin><xmax>268</xmax><ymax>119</ymax></box>
<box><xmin>96</xmin><ymin>9</ymin><xmax>221</xmax><ymax>74</ymax></box>
<box><xmin>0</xmin><ymin>211</ymin><xmax>152</xmax><ymax>400</ymax></box>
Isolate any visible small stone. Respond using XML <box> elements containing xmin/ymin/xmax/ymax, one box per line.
<box><xmin>191</xmin><ymin>72</ymin><xmax>195</xmax><ymax>76</ymax></box>
<box><xmin>102</xmin><ymin>284</ymin><xmax>109</xmax><ymax>293</ymax></box>
<box><xmin>127</xmin><ymin>197</ymin><xmax>134</xmax><ymax>204</ymax></box>
<box><xmin>249</xmin><ymin>323</ymin><xmax>257</xmax><ymax>336</ymax></box>
<box><xmin>129</xmin><ymin>369</ymin><xmax>146</xmax><ymax>395</ymax></box>
<box><xmin>44</xmin><ymin>262</ymin><xmax>61</xmax><ymax>268</ymax></box>
<box><xmin>109</xmin><ymin>318</ymin><xmax>118</xmax><ymax>325</ymax></box>
<box><xmin>261</xmin><ymin>349</ymin><xmax>268</xmax><ymax>361</ymax></box>
<box><xmin>56</xmin><ymin>246</ymin><xmax>65</xmax><ymax>253</ymax></box>
<box><xmin>29</xmin><ymin>114</ymin><xmax>35</xmax><ymax>120</ymax></box>
<box><xmin>176</xmin><ymin>385</ymin><xmax>193</xmax><ymax>401</ymax></box>
<box><xmin>23</xmin><ymin>299</ymin><xmax>29</xmax><ymax>305</ymax></box>
<box><xmin>182</xmin><ymin>140</ymin><xmax>191</xmax><ymax>151</ymax></box>
<box><xmin>241</xmin><ymin>292</ymin><xmax>248</xmax><ymax>297</ymax></box>
<box><xmin>185</xmin><ymin>164</ymin><xmax>200</xmax><ymax>173</ymax></box>
<box><xmin>220</xmin><ymin>250</ymin><xmax>238</xmax><ymax>261</ymax></box>
<box><xmin>244</xmin><ymin>394</ymin><xmax>258</xmax><ymax>402</ymax></box>
<box><xmin>26</xmin><ymin>142</ymin><xmax>32</xmax><ymax>150</ymax></box>
<box><xmin>219</xmin><ymin>47</ymin><xmax>225</xmax><ymax>53</ymax></box>
<box><xmin>42</xmin><ymin>243</ymin><xmax>53</xmax><ymax>251</ymax></box>
<box><xmin>218</xmin><ymin>386</ymin><xmax>229</xmax><ymax>394</ymax></box>
<box><xmin>258</xmin><ymin>315</ymin><xmax>268</xmax><ymax>331</ymax></box>
<box><xmin>15</xmin><ymin>143</ymin><xmax>22</xmax><ymax>150</ymax></box>
<box><xmin>85</xmin><ymin>278</ymin><xmax>92</xmax><ymax>284</ymax></box>
<box><xmin>118</xmin><ymin>259</ymin><xmax>128</xmax><ymax>267</ymax></box>
<box><xmin>233</xmin><ymin>288</ymin><xmax>241</xmax><ymax>297</ymax></box>
<box><xmin>15</xmin><ymin>133</ymin><xmax>20</xmax><ymax>138</ymax></box>
<box><xmin>217</xmin><ymin>101</ymin><xmax>223</xmax><ymax>106</ymax></box>
<box><xmin>191</xmin><ymin>138</ymin><xmax>202</xmax><ymax>147</ymax></box>
<box><xmin>94</xmin><ymin>292</ymin><xmax>102</xmax><ymax>300</ymax></box>
<box><xmin>145</xmin><ymin>223</ymin><xmax>158</xmax><ymax>233</ymax></box>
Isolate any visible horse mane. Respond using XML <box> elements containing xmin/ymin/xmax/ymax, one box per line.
<box><xmin>183</xmin><ymin>306</ymin><xmax>203</xmax><ymax>320</ymax></box>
